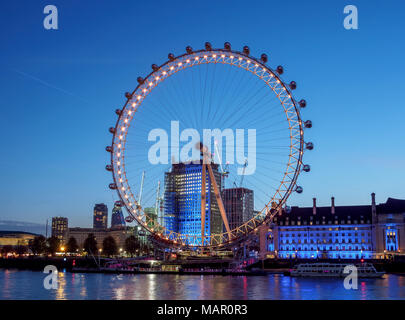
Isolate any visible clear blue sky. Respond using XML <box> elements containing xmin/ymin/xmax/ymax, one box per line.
<box><xmin>0</xmin><ymin>0</ymin><xmax>404</xmax><ymax>228</ymax></box>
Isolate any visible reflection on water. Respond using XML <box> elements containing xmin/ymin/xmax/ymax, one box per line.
<box><xmin>1</xmin><ymin>269</ymin><xmax>405</xmax><ymax>300</ymax></box>
<box><xmin>56</xmin><ymin>271</ymin><xmax>66</xmax><ymax>300</ymax></box>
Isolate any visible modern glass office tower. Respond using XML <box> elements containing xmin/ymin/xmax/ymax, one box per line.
<box><xmin>111</xmin><ymin>205</ymin><xmax>126</xmax><ymax>228</ymax></box>
<box><xmin>93</xmin><ymin>203</ymin><xmax>108</xmax><ymax>229</ymax></box>
<box><xmin>222</xmin><ymin>187</ymin><xmax>254</xmax><ymax>231</ymax></box>
<box><xmin>164</xmin><ymin>161</ymin><xmax>222</xmax><ymax>244</ymax></box>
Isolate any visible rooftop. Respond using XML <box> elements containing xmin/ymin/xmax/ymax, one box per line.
<box><xmin>377</xmin><ymin>198</ymin><xmax>405</xmax><ymax>214</ymax></box>
<box><xmin>0</xmin><ymin>230</ymin><xmax>39</xmax><ymax>237</ymax></box>
<box><xmin>274</xmin><ymin>197</ymin><xmax>405</xmax><ymax>224</ymax></box>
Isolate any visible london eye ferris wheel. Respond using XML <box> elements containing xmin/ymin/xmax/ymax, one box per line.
<box><xmin>106</xmin><ymin>42</ymin><xmax>313</xmax><ymax>249</ymax></box>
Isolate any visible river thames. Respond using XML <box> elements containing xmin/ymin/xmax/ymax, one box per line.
<box><xmin>1</xmin><ymin>269</ymin><xmax>405</xmax><ymax>300</ymax></box>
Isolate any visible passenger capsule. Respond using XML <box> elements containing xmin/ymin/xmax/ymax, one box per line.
<box><xmin>303</xmin><ymin>164</ymin><xmax>311</xmax><ymax>172</ymax></box>
<box><xmin>243</xmin><ymin>46</ymin><xmax>250</xmax><ymax>56</ymax></box>
<box><xmin>151</xmin><ymin>64</ymin><xmax>159</xmax><ymax>71</ymax></box>
<box><xmin>108</xmin><ymin>127</ymin><xmax>115</xmax><ymax>134</ymax></box>
<box><xmin>304</xmin><ymin>120</ymin><xmax>312</xmax><ymax>128</ymax></box>
<box><xmin>305</xmin><ymin>142</ymin><xmax>314</xmax><ymax>150</ymax></box>
<box><xmin>276</xmin><ymin>66</ymin><xmax>284</xmax><ymax>75</ymax></box>
<box><xmin>109</xmin><ymin>183</ymin><xmax>117</xmax><ymax>190</ymax></box>
<box><xmin>260</xmin><ymin>53</ymin><xmax>268</xmax><ymax>63</ymax></box>
<box><xmin>125</xmin><ymin>216</ymin><xmax>134</xmax><ymax>223</ymax></box>
<box><xmin>115</xmin><ymin>200</ymin><xmax>124</xmax><ymax>207</ymax></box>
<box><xmin>224</xmin><ymin>42</ymin><xmax>231</xmax><ymax>50</ymax></box>
<box><xmin>106</xmin><ymin>146</ymin><xmax>113</xmax><ymax>152</ymax></box>
<box><xmin>115</xmin><ymin>109</ymin><xmax>122</xmax><ymax>116</ymax></box>
<box><xmin>205</xmin><ymin>42</ymin><xmax>212</xmax><ymax>50</ymax></box>
<box><xmin>186</xmin><ymin>46</ymin><xmax>193</xmax><ymax>54</ymax></box>
<box><xmin>125</xmin><ymin>92</ymin><xmax>132</xmax><ymax>99</ymax></box>
<box><xmin>289</xmin><ymin>81</ymin><xmax>297</xmax><ymax>90</ymax></box>
<box><xmin>299</xmin><ymin>99</ymin><xmax>307</xmax><ymax>108</ymax></box>
<box><xmin>295</xmin><ymin>186</ymin><xmax>303</xmax><ymax>194</ymax></box>
<box><xmin>168</xmin><ymin>53</ymin><xmax>175</xmax><ymax>61</ymax></box>
<box><xmin>105</xmin><ymin>165</ymin><xmax>113</xmax><ymax>171</ymax></box>
<box><xmin>137</xmin><ymin>77</ymin><xmax>144</xmax><ymax>84</ymax></box>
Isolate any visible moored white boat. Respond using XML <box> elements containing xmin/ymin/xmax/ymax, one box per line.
<box><xmin>290</xmin><ymin>263</ymin><xmax>385</xmax><ymax>278</ymax></box>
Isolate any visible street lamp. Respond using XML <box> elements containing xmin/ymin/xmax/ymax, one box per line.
<box><xmin>98</xmin><ymin>248</ymin><xmax>102</xmax><ymax>267</ymax></box>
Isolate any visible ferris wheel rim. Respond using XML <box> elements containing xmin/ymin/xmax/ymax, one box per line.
<box><xmin>108</xmin><ymin>46</ymin><xmax>305</xmax><ymax>248</ymax></box>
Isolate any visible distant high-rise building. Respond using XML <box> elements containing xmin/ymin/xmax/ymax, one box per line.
<box><xmin>164</xmin><ymin>161</ymin><xmax>222</xmax><ymax>244</ymax></box>
<box><xmin>51</xmin><ymin>217</ymin><xmax>68</xmax><ymax>242</ymax></box>
<box><xmin>144</xmin><ymin>207</ymin><xmax>158</xmax><ymax>229</ymax></box>
<box><xmin>111</xmin><ymin>205</ymin><xmax>126</xmax><ymax>228</ymax></box>
<box><xmin>222</xmin><ymin>188</ymin><xmax>254</xmax><ymax>231</ymax></box>
<box><xmin>93</xmin><ymin>203</ymin><xmax>108</xmax><ymax>229</ymax></box>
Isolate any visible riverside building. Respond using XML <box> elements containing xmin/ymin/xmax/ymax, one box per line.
<box><xmin>259</xmin><ymin>193</ymin><xmax>405</xmax><ymax>260</ymax></box>
<box><xmin>164</xmin><ymin>161</ymin><xmax>222</xmax><ymax>244</ymax></box>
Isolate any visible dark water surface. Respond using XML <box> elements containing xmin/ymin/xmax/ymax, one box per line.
<box><xmin>1</xmin><ymin>269</ymin><xmax>405</xmax><ymax>300</ymax></box>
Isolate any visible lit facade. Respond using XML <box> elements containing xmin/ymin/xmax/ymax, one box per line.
<box><xmin>260</xmin><ymin>194</ymin><xmax>405</xmax><ymax>260</ymax></box>
<box><xmin>164</xmin><ymin>162</ymin><xmax>222</xmax><ymax>244</ymax></box>
<box><xmin>51</xmin><ymin>217</ymin><xmax>68</xmax><ymax>242</ymax></box>
<box><xmin>93</xmin><ymin>203</ymin><xmax>108</xmax><ymax>229</ymax></box>
<box><xmin>130</xmin><ymin>224</ymin><xmax>151</xmax><ymax>248</ymax></box>
<box><xmin>68</xmin><ymin>227</ymin><xmax>128</xmax><ymax>250</ymax></box>
<box><xmin>0</xmin><ymin>231</ymin><xmax>38</xmax><ymax>247</ymax></box>
<box><xmin>222</xmin><ymin>187</ymin><xmax>254</xmax><ymax>231</ymax></box>
<box><xmin>111</xmin><ymin>205</ymin><xmax>125</xmax><ymax>229</ymax></box>
<box><xmin>67</xmin><ymin>225</ymin><xmax>152</xmax><ymax>252</ymax></box>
